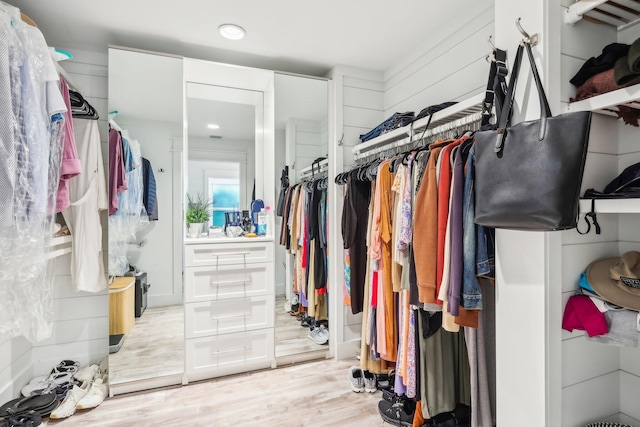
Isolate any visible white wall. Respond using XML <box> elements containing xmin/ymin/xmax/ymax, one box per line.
<box><xmin>275</xmin><ymin>129</ymin><xmax>287</xmax><ymax>295</ymax></box>
<box><xmin>118</xmin><ymin>118</ymin><xmax>182</xmax><ymax>307</ymax></box>
<box><xmin>383</xmin><ymin>4</ymin><xmax>495</xmax><ymax>116</ymax></box>
<box><xmin>0</xmin><ymin>46</ymin><xmax>109</xmax><ymax>403</ymax></box>
<box><xmin>187</xmin><ymin>136</ymin><xmax>255</xmax><ymax>212</ymax></box>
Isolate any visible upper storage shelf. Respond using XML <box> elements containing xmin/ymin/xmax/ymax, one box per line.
<box><xmin>579</xmin><ymin>198</ymin><xmax>640</xmax><ymax>213</ymax></box>
<box><xmin>567</xmin><ymin>83</ymin><xmax>640</xmax><ymax>115</ymax></box>
<box><xmin>352</xmin><ymin>93</ymin><xmax>484</xmax><ymax>160</ymax></box>
<box><xmin>565</xmin><ymin>0</ymin><xmax>640</xmax><ymax>30</ymax></box>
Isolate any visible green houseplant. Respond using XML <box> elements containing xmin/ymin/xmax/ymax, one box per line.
<box><xmin>186</xmin><ymin>193</ymin><xmax>213</xmax><ymax>236</ymax></box>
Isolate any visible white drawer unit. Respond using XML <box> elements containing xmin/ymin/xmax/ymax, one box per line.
<box><xmin>184</xmin><ymin>239</ymin><xmax>275</xmax><ymax>383</ymax></box>
<box><xmin>185</xmin><ymin>328</ymin><xmax>274</xmax><ymax>382</ymax></box>
<box><xmin>184</xmin><ymin>262</ymin><xmax>273</xmax><ymax>303</ymax></box>
<box><xmin>184</xmin><ymin>241</ymin><xmax>274</xmax><ymax>267</ymax></box>
<box><xmin>185</xmin><ymin>295</ymin><xmax>274</xmax><ymax>339</ymax></box>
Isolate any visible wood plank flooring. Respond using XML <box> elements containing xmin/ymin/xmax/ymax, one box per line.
<box><xmin>275</xmin><ymin>295</ymin><xmax>329</xmax><ymax>357</ymax></box>
<box><xmin>45</xmin><ymin>358</ymin><xmax>385</xmax><ymax>427</ymax></box>
<box><xmin>109</xmin><ymin>304</ymin><xmax>184</xmax><ymax>385</ymax></box>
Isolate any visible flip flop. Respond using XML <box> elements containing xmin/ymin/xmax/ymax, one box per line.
<box><xmin>3</xmin><ymin>411</ymin><xmax>42</xmax><ymax>427</ymax></box>
<box><xmin>0</xmin><ymin>394</ymin><xmax>56</xmax><ymax>418</ymax></box>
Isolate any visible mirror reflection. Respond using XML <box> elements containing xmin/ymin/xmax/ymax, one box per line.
<box><xmin>107</xmin><ymin>49</ymin><xmax>184</xmax><ymax>392</ymax></box>
<box><xmin>186</xmin><ymin>83</ymin><xmax>258</xmax><ymax>237</ymax></box>
<box><xmin>274</xmin><ymin>73</ymin><xmax>329</xmax><ymax>360</ymax></box>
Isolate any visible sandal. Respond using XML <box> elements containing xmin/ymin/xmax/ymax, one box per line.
<box><xmin>50</xmin><ymin>360</ymin><xmax>79</xmax><ymax>375</ymax></box>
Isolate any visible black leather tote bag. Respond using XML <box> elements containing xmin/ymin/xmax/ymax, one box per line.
<box><xmin>474</xmin><ymin>42</ymin><xmax>592</xmax><ymax>231</ymax></box>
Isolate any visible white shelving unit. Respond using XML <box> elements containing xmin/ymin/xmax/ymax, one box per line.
<box><xmin>298</xmin><ymin>158</ymin><xmax>328</xmax><ymax>180</ymax></box>
<box><xmin>565</xmin><ymin>0</ymin><xmax>640</xmax><ymax>30</ymax></box>
<box><xmin>567</xmin><ymin>83</ymin><xmax>640</xmax><ymax>116</ymax></box>
<box><xmin>48</xmin><ymin>235</ymin><xmax>72</xmax><ymax>260</ymax></box>
<box><xmin>580</xmin><ymin>198</ymin><xmax>640</xmax><ymax>213</ymax></box>
<box><xmin>352</xmin><ymin>93</ymin><xmax>484</xmax><ymax>160</ymax></box>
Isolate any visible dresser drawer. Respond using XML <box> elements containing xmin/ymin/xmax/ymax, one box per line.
<box><xmin>184</xmin><ymin>262</ymin><xmax>273</xmax><ymax>303</ymax></box>
<box><xmin>186</xmin><ymin>329</ymin><xmax>274</xmax><ymax>382</ymax></box>
<box><xmin>184</xmin><ymin>241</ymin><xmax>273</xmax><ymax>267</ymax></box>
<box><xmin>185</xmin><ymin>295</ymin><xmax>273</xmax><ymax>339</ymax></box>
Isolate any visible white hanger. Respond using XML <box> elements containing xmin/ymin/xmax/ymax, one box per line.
<box><xmin>109</xmin><ymin>111</ymin><xmax>123</xmax><ymax>132</ymax></box>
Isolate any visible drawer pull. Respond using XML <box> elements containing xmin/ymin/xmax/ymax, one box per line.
<box><xmin>211</xmin><ymin>252</ymin><xmax>248</xmax><ymax>270</ymax></box>
<box><xmin>212</xmin><ymin>346</ymin><xmax>248</xmax><ymax>355</ymax></box>
<box><xmin>209</xmin><ymin>279</ymin><xmax>250</xmax><ymax>286</ymax></box>
<box><xmin>211</xmin><ymin>252</ymin><xmax>251</xmax><ymax>257</ymax></box>
<box><xmin>210</xmin><ymin>278</ymin><xmax>250</xmax><ymax>298</ymax></box>
<box><xmin>210</xmin><ymin>312</ymin><xmax>249</xmax><ymax>320</ymax></box>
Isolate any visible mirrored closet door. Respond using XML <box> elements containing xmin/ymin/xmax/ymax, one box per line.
<box><xmin>273</xmin><ymin>73</ymin><xmax>330</xmax><ymax>361</ymax></box>
<box><xmin>107</xmin><ymin>48</ymin><xmax>184</xmax><ymax>394</ymax></box>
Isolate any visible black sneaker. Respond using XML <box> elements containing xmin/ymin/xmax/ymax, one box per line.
<box><xmin>378</xmin><ymin>400</ymin><xmax>414</xmax><ymax>427</ymax></box>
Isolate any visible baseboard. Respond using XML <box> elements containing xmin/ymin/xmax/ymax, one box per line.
<box><xmin>109</xmin><ymin>373</ymin><xmax>183</xmax><ymax>397</ymax></box>
<box><xmin>335</xmin><ymin>340</ymin><xmax>360</xmax><ymax>360</ymax></box>
<box><xmin>275</xmin><ymin>349</ymin><xmax>329</xmax><ymax>367</ymax></box>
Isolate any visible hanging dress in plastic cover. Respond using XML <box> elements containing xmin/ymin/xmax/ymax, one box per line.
<box><xmin>0</xmin><ymin>13</ymin><xmax>66</xmax><ymax>343</ymax></box>
<box><xmin>108</xmin><ymin>133</ymin><xmax>148</xmax><ymax>276</ymax></box>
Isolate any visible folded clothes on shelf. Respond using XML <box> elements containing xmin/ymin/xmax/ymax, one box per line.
<box><xmin>359</xmin><ymin>111</ymin><xmax>414</xmax><ymax>143</ymax></box>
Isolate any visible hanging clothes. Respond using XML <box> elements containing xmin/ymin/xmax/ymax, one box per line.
<box><xmin>335</xmin><ymin>129</ymin><xmax>496</xmax><ymax>424</ymax></box>
<box><xmin>0</xmin><ymin>11</ymin><xmax>74</xmax><ymax>342</ymax></box>
<box><xmin>61</xmin><ymin>118</ymin><xmax>108</xmax><ymax>293</ymax></box>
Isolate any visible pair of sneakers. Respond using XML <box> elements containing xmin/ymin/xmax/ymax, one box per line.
<box><xmin>348</xmin><ymin>366</ymin><xmax>376</xmax><ymax>393</ymax></box>
<box><xmin>308</xmin><ymin>324</ymin><xmax>329</xmax><ymax>345</ymax></box>
<box><xmin>50</xmin><ymin>366</ymin><xmax>108</xmax><ymax>419</ymax></box>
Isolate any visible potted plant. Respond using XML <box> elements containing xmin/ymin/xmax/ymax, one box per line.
<box><xmin>186</xmin><ymin>193</ymin><xmax>213</xmax><ymax>237</ymax></box>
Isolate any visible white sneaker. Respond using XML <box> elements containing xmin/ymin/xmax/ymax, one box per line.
<box><xmin>348</xmin><ymin>366</ymin><xmax>365</xmax><ymax>393</ymax></box>
<box><xmin>76</xmin><ymin>374</ymin><xmax>108</xmax><ymax>410</ymax></box>
<box><xmin>363</xmin><ymin>370</ymin><xmax>377</xmax><ymax>393</ymax></box>
<box><xmin>75</xmin><ymin>364</ymin><xmax>99</xmax><ymax>383</ymax></box>
<box><xmin>50</xmin><ymin>381</ymin><xmax>90</xmax><ymax>419</ymax></box>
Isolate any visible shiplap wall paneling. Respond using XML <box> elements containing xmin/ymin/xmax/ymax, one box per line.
<box><xmin>341</xmin><ymin>70</ymin><xmax>384</xmax><ymax>166</ymax></box>
<box><xmin>383</xmin><ymin>5</ymin><xmax>495</xmax><ymax>116</ymax></box>
<box><xmin>31</xmin><ymin>254</ymin><xmax>109</xmax><ymax>376</ymax></box>
<box><xmin>563</xmin><ymin>371</ymin><xmax>620</xmax><ymax>427</ymax></box>
<box><xmin>0</xmin><ymin>335</ymin><xmax>32</xmax><ymax>405</ymax></box>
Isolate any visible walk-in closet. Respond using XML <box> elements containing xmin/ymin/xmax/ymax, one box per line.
<box><xmin>2</xmin><ymin>1</ymin><xmax>640</xmax><ymax>426</ymax></box>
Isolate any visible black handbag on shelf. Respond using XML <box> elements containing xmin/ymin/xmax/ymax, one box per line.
<box><xmin>474</xmin><ymin>42</ymin><xmax>592</xmax><ymax>231</ymax></box>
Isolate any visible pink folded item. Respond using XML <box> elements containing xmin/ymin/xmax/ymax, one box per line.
<box><xmin>562</xmin><ymin>295</ymin><xmax>609</xmax><ymax>337</ymax></box>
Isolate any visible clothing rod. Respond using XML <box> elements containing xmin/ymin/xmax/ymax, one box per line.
<box><xmin>354</xmin><ymin>111</ymin><xmax>483</xmax><ymax>162</ymax></box>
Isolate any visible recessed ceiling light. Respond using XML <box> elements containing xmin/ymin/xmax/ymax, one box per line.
<box><xmin>207</xmin><ymin>123</ymin><xmax>220</xmax><ymax>129</ymax></box>
<box><xmin>218</xmin><ymin>24</ymin><xmax>246</xmax><ymax>40</ymax></box>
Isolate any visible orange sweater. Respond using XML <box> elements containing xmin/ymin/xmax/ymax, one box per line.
<box><xmin>413</xmin><ymin>139</ymin><xmax>452</xmax><ymax>304</ymax></box>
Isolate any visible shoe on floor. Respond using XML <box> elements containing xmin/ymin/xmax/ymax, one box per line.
<box><xmin>378</xmin><ymin>400</ymin><xmax>414</xmax><ymax>427</ymax></box>
<box><xmin>308</xmin><ymin>325</ymin><xmax>328</xmax><ymax>345</ymax></box>
<box><xmin>75</xmin><ymin>364</ymin><xmax>99</xmax><ymax>383</ymax></box>
<box><xmin>50</xmin><ymin>381</ymin><xmax>90</xmax><ymax>419</ymax></box>
<box><xmin>76</xmin><ymin>374</ymin><xmax>107</xmax><ymax>410</ymax></box>
<box><xmin>363</xmin><ymin>370</ymin><xmax>377</xmax><ymax>393</ymax></box>
<box><xmin>348</xmin><ymin>366</ymin><xmax>365</xmax><ymax>393</ymax></box>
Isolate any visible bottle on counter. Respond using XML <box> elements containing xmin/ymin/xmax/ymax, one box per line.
<box><xmin>257</xmin><ymin>208</ymin><xmax>268</xmax><ymax>236</ymax></box>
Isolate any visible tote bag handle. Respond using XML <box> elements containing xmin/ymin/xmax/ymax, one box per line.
<box><xmin>496</xmin><ymin>42</ymin><xmax>552</xmax><ymax>152</ymax></box>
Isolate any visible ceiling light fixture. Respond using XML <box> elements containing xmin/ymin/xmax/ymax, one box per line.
<box><xmin>218</xmin><ymin>24</ymin><xmax>246</xmax><ymax>40</ymax></box>
<box><xmin>207</xmin><ymin>123</ymin><xmax>220</xmax><ymax>129</ymax></box>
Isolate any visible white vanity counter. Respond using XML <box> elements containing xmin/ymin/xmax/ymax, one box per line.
<box><xmin>184</xmin><ymin>236</ymin><xmax>274</xmax><ymax>244</ymax></box>
<box><xmin>183</xmin><ymin>235</ymin><xmax>275</xmax><ymax>382</ymax></box>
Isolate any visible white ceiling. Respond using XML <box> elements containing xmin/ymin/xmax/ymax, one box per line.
<box><xmin>12</xmin><ymin>0</ymin><xmax>493</xmax><ymax>76</ymax></box>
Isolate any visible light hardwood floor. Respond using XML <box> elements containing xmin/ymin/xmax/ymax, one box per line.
<box><xmin>109</xmin><ymin>304</ymin><xmax>184</xmax><ymax>385</ymax></box>
<box><xmin>45</xmin><ymin>358</ymin><xmax>384</xmax><ymax>427</ymax></box>
<box><xmin>275</xmin><ymin>295</ymin><xmax>329</xmax><ymax>357</ymax></box>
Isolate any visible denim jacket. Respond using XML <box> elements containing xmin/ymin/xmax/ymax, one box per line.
<box><xmin>462</xmin><ymin>145</ymin><xmax>484</xmax><ymax>309</ymax></box>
